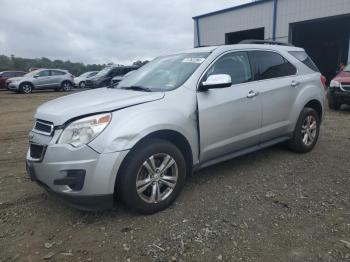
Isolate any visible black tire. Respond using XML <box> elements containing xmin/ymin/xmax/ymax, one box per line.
<box><xmin>117</xmin><ymin>139</ymin><xmax>186</xmax><ymax>214</ymax></box>
<box><xmin>79</xmin><ymin>81</ymin><xmax>86</xmax><ymax>88</ymax></box>
<box><xmin>288</xmin><ymin>107</ymin><xmax>320</xmax><ymax>153</ymax></box>
<box><xmin>19</xmin><ymin>83</ymin><xmax>33</xmax><ymax>94</ymax></box>
<box><xmin>327</xmin><ymin>91</ymin><xmax>341</xmax><ymax>110</ymax></box>
<box><xmin>61</xmin><ymin>81</ymin><xmax>72</xmax><ymax>92</ymax></box>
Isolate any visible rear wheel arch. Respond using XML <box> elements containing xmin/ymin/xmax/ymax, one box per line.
<box><xmin>304</xmin><ymin>99</ymin><xmax>323</xmax><ymax>121</ymax></box>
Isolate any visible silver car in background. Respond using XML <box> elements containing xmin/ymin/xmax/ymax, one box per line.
<box><xmin>26</xmin><ymin>42</ymin><xmax>325</xmax><ymax>213</ymax></box>
<box><xmin>74</xmin><ymin>71</ymin><xmax>98</xmax><ymax>88</ymax></box>
<box><xmin>8</xmin><ymin>69</ymin><xmax>74</xmax><ymax>94</ymax></box>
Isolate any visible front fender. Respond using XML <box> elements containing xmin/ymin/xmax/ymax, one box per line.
<box><xmin>89</xmin><ymin>88</ymin><xmax>199</xmax><ymax>163</ymax></box>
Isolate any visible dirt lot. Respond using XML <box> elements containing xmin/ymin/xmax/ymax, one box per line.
<box><xmin>0</xmin><ymin>89</ymin><xmax>349</xmax><ymax>262</ymax></box>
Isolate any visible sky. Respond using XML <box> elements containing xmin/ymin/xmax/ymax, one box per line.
<box><xmin>0</xmin><ymin>0</ymin><xmax>251</xmax><ymax>65</ymax></box>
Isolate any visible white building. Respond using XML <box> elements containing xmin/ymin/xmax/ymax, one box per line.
<box><xmin>193</xmin><ymin>0</ymin><xmax>350</xmax><ymax>81</ymax></box>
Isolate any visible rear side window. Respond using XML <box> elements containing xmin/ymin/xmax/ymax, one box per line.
<box><xmin>50</xmin><ymin>70</ymin><xmax>66</xmax><ymax>76</ymax></box>
<box><xmin>250</xmin><ymin>51</ymin><xmax>296</xmax><ymax>80</ymax></box>
<box><xmin>289</xmin><ymin>51</ymin><xmax>319</xmax><ymax>72</ymax></box>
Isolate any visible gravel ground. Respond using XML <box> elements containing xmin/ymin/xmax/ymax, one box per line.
<box><xmin>0</xmin><ymin>89</ymin><xmax>349</xmax><ymax>262</ymax></box>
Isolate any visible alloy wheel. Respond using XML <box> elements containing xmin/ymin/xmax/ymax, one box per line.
<box><xmin>63</xmin><ymin>82</ymin><xmax>72</xmax><ymax>91</ymax></box>
<box><xmin>136</xmin><ymin>153</ymin><xmax>178</xmax><ymax>204</ymax></box>
<box><xmin>22</xmin><ymin>84</ymin><xmax>32</xmax><ymax>94</ymax></box>
<box><xmin>301</xmin><ymin>115</ymin><xmax>317</xmax><ymax>146</ymax></box>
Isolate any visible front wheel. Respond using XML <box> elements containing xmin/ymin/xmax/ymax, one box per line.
<box><xmin>61</xmin><ymin>81</ymin><xmax>72</xmax><ymax>92</ymax></box>
<box><xmin>79</xmin><ymin>81</ymin><xmax>85</xmax><ymax>88</ymax></box>
<box><xmin>288</xmin><ymin>107</ymin><xmax>320</xmax><ymax>153</ymax></box>
<box><xmin>19</xmin><ymin>83</ymin><xmax>32</xmax><ymax>94</ymax></box>
<box><xmin>117</xmin><ymin>139</ymin><xmax>186</xmax><ymax>214</ymax></box>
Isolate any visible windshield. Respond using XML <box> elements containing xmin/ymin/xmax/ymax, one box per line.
<box><xmin>24</xmin><ymin>69</ymin><xmax>41</xmax><ymax>77</ymax></box>
<box><xmin>343</xmin><ymin>64</ymin><xmax>350</xmax><ymax>72</ymax></box>
<box><xmin>95</xmin><ymin>67</ymin><xmax>111</xmax><ymax>77</ymax></box>
<box><xmin>116</xmin><ymin>52</ymin><xmax>210</xmax><ymax>92</ymax></box>
<box><xmin>78</xmin><ymin>72</ymin><xmax>91</xmax><ymax>78</ymax></box>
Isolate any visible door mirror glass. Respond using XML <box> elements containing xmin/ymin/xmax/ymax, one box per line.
<box><xmin>201</xmin><ymin>74</ymin><xmax>232</xmax><ymax>90</ymax></box>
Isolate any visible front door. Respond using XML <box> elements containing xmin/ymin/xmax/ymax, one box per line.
<box><xmin>33</xmin><ymin>70</ymin><xmax>51</xmax><ymax>88</ymax></box>
<box><xmin>197</xmin><ymin>51</ymin><xmax>262</xmax><ymax>163</ymax></box>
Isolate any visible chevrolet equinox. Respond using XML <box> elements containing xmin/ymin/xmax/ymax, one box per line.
<box><xmin>26</xmin><ymin>42</ymin><xmax>325</xmax><ymax>213</ymax></box>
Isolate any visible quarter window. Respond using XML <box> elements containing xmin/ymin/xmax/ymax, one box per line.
<box><xmin>251</xmin><ymin>51</ymin><xmax>296</xmax><ymax>80</ymax></box>
<box><xmin>204</xmin><ymin>52</ymin><xmax>252</xmax><ymax>85</ymax></box>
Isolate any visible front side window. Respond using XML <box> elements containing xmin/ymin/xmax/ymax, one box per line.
<box><xmin>117</xmin><ymin>52</ymin><xmax>210</xmax><ymax>92</ymax></box>
<box><xmin>203</xmin><ymin>52</ymin><xmax>252</xmax><ymax>85</ymax></box>
<box><xmin>252</xmin><ymin>51</ymin><xmax>296</xmax><ymax>80</ymax></box>
<box><xmin>37</xmin><ymin>70</ymin><xmax>50</xmax><ymax>77</ymax></box>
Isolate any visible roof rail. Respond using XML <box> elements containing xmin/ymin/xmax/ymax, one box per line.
<box><xmin>239</xmin><ymin>39</ymin><xmax>293</xmax><ymax>46</ymax></box>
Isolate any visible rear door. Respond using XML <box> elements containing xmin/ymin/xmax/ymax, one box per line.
<box><xmin>50</xmin><ymin>70</ymin><xmax>66</xmax><ymax>87</ymax></box>
<box><xmin>248</xmin><ymin>50</ymin><xmax>299</xmax><ymax>142</ymax></box>
<box><xmin>197</xmin><ymin>51</ymin><xmax>262</xmax><ymax>162</ymax></box>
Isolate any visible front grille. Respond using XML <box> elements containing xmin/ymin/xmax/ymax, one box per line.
<box><xmin>33</xmin><ymin>120</ymin><xmax>54</xmax><ymax>135</ymax></box>
<box><xmin>340</xmin><ymin>83</ymin><xmax>350</xmax><ymax>92</ymax></box>
<box><xmin>30</xmin><ymin>144</ymin><xmax>45</xmax><ymax>160</ymax></box>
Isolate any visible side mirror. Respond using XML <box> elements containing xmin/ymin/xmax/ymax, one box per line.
<box><xmin>33</xmin><ymin>74</ymin><xmax>39</xmax><ymax>78</ymax></box>
<box><xmin>199</xmin><ymin>74</ymin><xmax>232</xmax><ymax>91</ymax></box>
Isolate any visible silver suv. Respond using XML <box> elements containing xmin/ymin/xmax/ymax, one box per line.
<box><xmin>26</xmin><ymin>42</ymin><xmax>325</xmax><ymax>213</ymax></box>
<box><xmin>8</xmin><ymin>69</ymin><xmax>74</xmax><ymax>94</ymax></box>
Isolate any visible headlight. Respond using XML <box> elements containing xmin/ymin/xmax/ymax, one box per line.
<box><xmin>330</xmin><ymin>80</ymin><xmax>340</xmax><ymax>87</ymax></box>
<box><xmin>57</xmin><ymin>113</ymin><xmax>111</xmax><ymax>147</ymax></box>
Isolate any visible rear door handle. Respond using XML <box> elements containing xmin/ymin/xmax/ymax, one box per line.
<box><xmin>247</xmin><ymin>90</ymin><xmax>259</xmax><ymax>98</ymax></box>
<box><xmin>291</xmin><ymin>81</ymin><xmax>300</xmax><ymax>88</ymax></box>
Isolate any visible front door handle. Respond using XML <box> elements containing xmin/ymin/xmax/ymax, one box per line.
<box><xmin>291</xmin><ymin>81</ymin><xmax>300</xmax><ymax>88</ymax></box>
<box><xmin>247</xmin><ymin>90</ymin><xmax>259</xmax><ymax>98</ymax></box>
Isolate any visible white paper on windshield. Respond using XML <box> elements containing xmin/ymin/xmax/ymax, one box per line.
<box><xmin>182</xmin><ymin>58</ymin><xmax>205</xmax><ymax>64</ymax></box>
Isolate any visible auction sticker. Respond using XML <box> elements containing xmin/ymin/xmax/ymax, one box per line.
<box><xmin>182</xmin><ymin>58</ymin><xmax>205</xmax><ymax>63</ymax></box>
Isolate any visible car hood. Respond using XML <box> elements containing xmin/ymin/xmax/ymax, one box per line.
<box><xmin>334</xmin><ymin>71</ymin><xmax>350</xmax><ymax>83</ymax></box>
<box><xmin>6</xmin><ymin>76</ymin><xmax>22</xmax><ymax>82</ymax></box>
<box><xmin>35</xmin><ymin>88</ymin><xmax>165</xmax><ymax>125</ymax></box>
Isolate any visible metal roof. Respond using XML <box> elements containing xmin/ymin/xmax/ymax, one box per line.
<box><xmin>192</xmin><ymin>0</ymin><xmax>273</xmax><ymax>20</ymax></box>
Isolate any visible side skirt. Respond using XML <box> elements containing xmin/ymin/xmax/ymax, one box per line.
<box><xmin>196</xmin><ymin>136</ymin><xmax>291</xmax><ymax>170</ymax></box>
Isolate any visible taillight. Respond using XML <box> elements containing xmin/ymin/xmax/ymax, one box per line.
<box><xmin>70</xmin><ymin>74</ymin><xmax>74</xmax><ymax>79</ymax></box>
<box><xmin>320</xmin><ymin>75</ymin><xmax>327</xmax><ymax>90</ymax></box>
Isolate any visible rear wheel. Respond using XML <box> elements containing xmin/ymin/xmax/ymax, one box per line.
<box><xmin>288</xmin><ymin>107</ymin><xmax>320</xmax><ymax>153</ymax></box>
<box><xmin>61</xmin><ymin>81</ymin><xmax>72</xmax><ymax>92</ymax></box>
<box><xmin>117</xmin><ymin>139</ymin><xmax>186</xmax><ymax>214</ymax></box>
<box><xmin>19</xmin><ymin>83</ymin><xmax>33</xmax><ymax>94</ymax></box>
<box><xmin>327</xmin><ymin>91</ymin><xmax>341</xmax><ymax>110</ymax></box>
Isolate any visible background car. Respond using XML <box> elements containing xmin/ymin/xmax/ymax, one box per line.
<box><xmin>74</xmin><ymin>71</ymin><xmax>98</xmax><ymax>88</ymax></box>
<box><xmin>0</xmin><ymin>71</ymin><xmax>26</xmax><ymax>89</ymax></box>
<box><xmin>85</xmin><ymin>65</ymin><xmax>139</xmax><ymax>88</ymax></box>
<box><xmin>8</xmin><ymin>69</ymin><xmax>74</xmax><ymax>94</ymax></box>
<box><xmin>110</xmin><ymin>70</ymin><xmax>136</xmax><ymax>85</ymax></box>
<box><xmin>328</xmin><ymin>64</ymin><xmax>350</xmax><ymax>110</ymax></box>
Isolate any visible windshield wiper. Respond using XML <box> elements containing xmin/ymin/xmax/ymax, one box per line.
<box><xmin>120</xmin><ymin>86</ymin><xmax>152</xmax><ymax>92</ymax></box>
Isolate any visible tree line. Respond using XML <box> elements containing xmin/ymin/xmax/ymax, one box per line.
<box><xmin>0</xmin><ymin>54</ymin><xmax>149</xmax><ymax>76</ymax></box>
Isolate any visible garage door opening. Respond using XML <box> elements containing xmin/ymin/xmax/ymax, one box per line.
<box><xmin>290</xmin><ymin>15</ymin><xmax>350</xmax><ymax>84</ymax></box>
<box><xmin>225</xmin><ymin>27</ymin><xmax>264</xmax><ymax>45</ymax></box>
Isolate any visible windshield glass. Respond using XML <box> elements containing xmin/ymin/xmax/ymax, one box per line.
<box><xmin>24</xmin><ymin>69</ymin><xmax>41</xmax><ymax>77</ymax></box>
<box><xmin>78</xmin><ymin>72</ymin><xmax>91</xmax><ymax>77</ymax></box>
<box><xmin>116</xmin><ymin>52</ymin><xmax>210</xmax><ymax>91</ymax></box>
<box><xmin>95</xmin><ymin>67</ymin><xmax>111</xmax><ymax>77</ymax></box>
<box><xmin>343</xmin><ymin>64</ymin><xmax>350</xmax><ymax>72</ymax></box>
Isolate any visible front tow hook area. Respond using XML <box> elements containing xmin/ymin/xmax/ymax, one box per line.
<box><xmin>54</xmin><ymin>170</ymin><xmax>86</xmax><ymax>191</ymax></box>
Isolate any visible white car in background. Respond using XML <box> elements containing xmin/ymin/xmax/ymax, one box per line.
<box><xmin>74</xmin><ymin>71</ymin><xmax>98</xmax><ymax>88</ymax></box>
